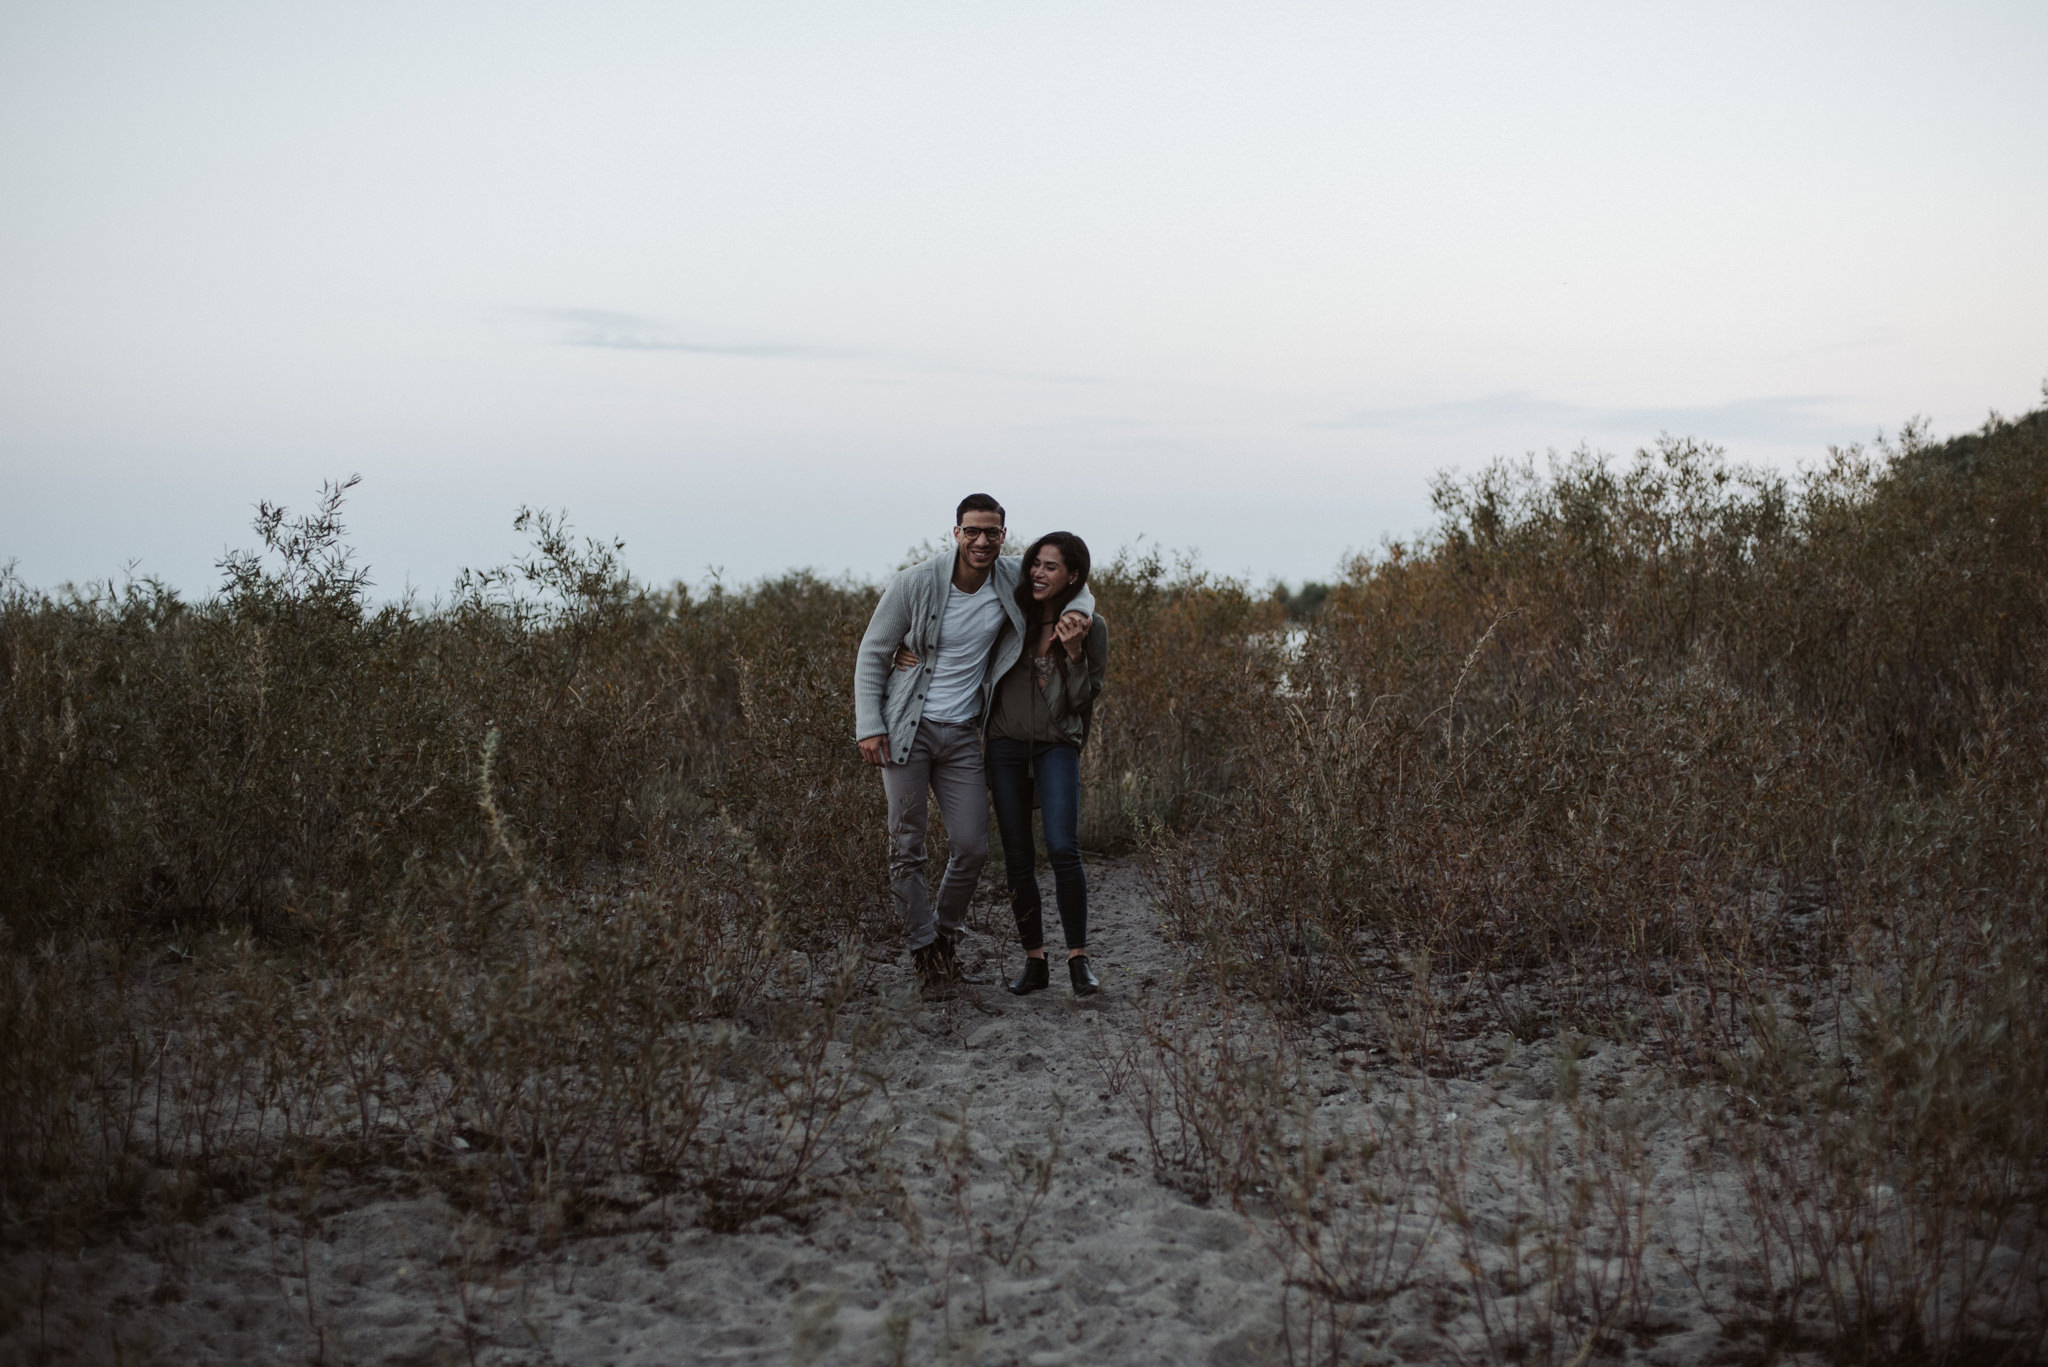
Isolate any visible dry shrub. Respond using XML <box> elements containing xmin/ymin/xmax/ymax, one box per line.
<box><xmin>1163</xmin><ymin>437</ymin><xmax>1886</xmax><ymax>1007</ymax></box>
<box><xmin>1438</xmin><ymin>1061</ymin><xmax>1671</xmax><ymax>1366</ymax></box>
<box><xmin>1094</xmin><ymin>994</ymin><xmax>1298</xmax><ymax>1207</ymax></box>
<box><xmin>1741</xmin><ymin>412</ymin><xmax>2048</xmax><ymax>769</ymax></box>
<box><xmin>700</xmin><ymin>571</ymin><xmax>890</xmax><ymax>945</ymax></box>
<box><xmin>1150</xmin><ymin>404</ymin><xmax>2047</xmax><ymax>1362</ymax></box>
<box><xmin>1710</xmin><ymin>690</ymin><xmax>2048</xmax><ymax>1361</ymax></box>
<box><xmin>1266</xmin><ymin>1091</ymin><xmax>1441</xmax><ymax>1365</ymax></box>
<box><xmin>2</xmin><ymin>860</ymin><xmax>882</xmax><ymax>1246</ymax></box>
<box><xmin>0</xmin><ymin>487</ymin><xmax>889</xmax><ymax>1244</ymax></box>
<box><xmin>0</xmin><ymin>952</ymin><xmax>123</xmax><ymax>1224</ymax></box>
<box><xmin>1719</xmin><ymin>954</ymin><xmax>2048</xmax><ymax>1362</ymax></box>
<box><xmin>2</xmin><ymin>399</ymin><xmax>2042</xmax><ymax>1364</ymax></box>
<box><xmin>1094</xmin><ymin>974</ymin><xmax>1685</xmax><ymax>1367</ymax></box>
<box><xmin>1079</xmin><ymin>545</ymin><xmax>1284</xmax><ymax>848</ymax></box>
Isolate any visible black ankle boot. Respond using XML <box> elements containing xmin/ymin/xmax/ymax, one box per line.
<box><xmin>1007</xmin><ymin>956</ymin><xmax>1050</xmax><ymax>995</ymax></box>
<box><xmin>1068</xmin><ymin>955</ymin><xmax>1100</xmax><ymax>997</ymax></box>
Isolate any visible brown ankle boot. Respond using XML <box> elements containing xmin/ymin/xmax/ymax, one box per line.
<box><xmin>913</xmin><ymin>943</ymin><xmax>957</xmax><ymax>999</ymax></box>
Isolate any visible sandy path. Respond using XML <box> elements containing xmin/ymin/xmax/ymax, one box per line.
<box><xmin>3</xmin><ymin>861</ymin><xmax>1298</xmax><ymax>1366</ymax></box>
<box><xmin>4</xmin><ymin>858</ymin><xmax>1769</xmax><ymax>1365</ymax></box>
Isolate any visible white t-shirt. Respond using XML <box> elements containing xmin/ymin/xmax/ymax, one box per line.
<box><xmin>921</xmin><ymin>579</ymin><xmax>1007</xmax><ymax>724</ymax></box>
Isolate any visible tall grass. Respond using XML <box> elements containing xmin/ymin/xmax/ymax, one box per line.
<box><xmin>2</xmin><ymin>401</ymin><xmax>2043</xmax><ymax>1361</ymax></box>
<box><xmin>0</xmin><ymin>485</ymin><xmax>896</xmax><ymax>1243</ymax></box>
<box><xmin>1147</xmin><ymin>406</ymin><xmax>2047</xmax><ymax>1361</ymax></box>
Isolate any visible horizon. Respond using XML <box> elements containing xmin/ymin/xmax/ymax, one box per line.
<box><xmin>14</xmin><ymin>398</ymin><xmax>2037</xmax><ymax>609</ymax></box>
<box><xmin>5</xmin><ymin>2</ymin><xmax>2045</xmax><ymax>596</ymax></box>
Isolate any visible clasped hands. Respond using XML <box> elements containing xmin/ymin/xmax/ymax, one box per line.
<box><xmin>889</xmin><ymin>609</ymin><xmax>1089</xmax><ymax>673</ymax></box>
<box><xmin>858</xmin><ymin>610</ymin><xmax>1089</xmax><ymax>767</ymax></box>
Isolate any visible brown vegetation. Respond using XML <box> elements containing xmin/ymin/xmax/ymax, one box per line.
<box><xmin>1143</xmin><ymin>408</ymin><xmax>2048</xmax><ymax>1362</ymax></box>
<box><xmin>2</xmin><ymin>403</ymin><xmax>2043</xmax><ymax>1363</ymax></box>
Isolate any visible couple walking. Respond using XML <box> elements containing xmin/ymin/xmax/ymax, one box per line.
<box><xmin>852</xmin><ymin>494</ymin><xmax>1109</xmax><ymax>1000</ymax></box>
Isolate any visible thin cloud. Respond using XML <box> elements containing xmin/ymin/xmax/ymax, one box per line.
<box><xmin>523</xmin><ymin>311</ymin><xmax>1111</xmax><ymax>384</ymax></box>
<box><xmin>1319</xmin><ymin>391</ymin><xmax>1578</xmax><ymax>428</ymax></box>
<box><xmin>892</xmin><ymin>356</ymin><xmax>1114</xmax><ymax>387</ymax></box>
<box><xmin>1321</xmin><ymin>390</ymin><xmax>1849</xmax><ymax>444</ymax></box>
<box><xmin>1604</xmin><ymin>396</ymin><xmax>1842</xmax><ymax>441</ymax></box>
<box><xmin>1786</xmin><ymin>327</ymin><xmax>1895</xmax><ymax>360</ymax></box>
<box><xmin>526</xmin><ymin>308</ymin><xmax>854</xmax><ymax>359</ymax></box>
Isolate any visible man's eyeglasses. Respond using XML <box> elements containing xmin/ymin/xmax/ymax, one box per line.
<box><xmin>955</xmin><ymin>526</ymin><xmax>1005</xmax><ymax>542</ymax></box>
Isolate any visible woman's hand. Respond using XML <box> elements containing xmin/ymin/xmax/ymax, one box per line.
<box><xmin>893</xmin><ymin>647</ymin><xmax>920</xmax><ymax>671</ymax></box>
<box><xmin>1054</xmin><ymin>612</ymin><xmax>1088</xmax><ymax>660</ymax></box>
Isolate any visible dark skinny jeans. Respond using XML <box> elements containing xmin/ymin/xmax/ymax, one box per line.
<box><xmin>985</xmin><ymin>737</ymin><xmax>1087</xmax><ymax>952</ymax></box>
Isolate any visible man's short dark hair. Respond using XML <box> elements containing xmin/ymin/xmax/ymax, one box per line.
<box><xmin>956</xmin><ymin>493</ymin><xmax>1005</xmax><ymax>525</ymax></box>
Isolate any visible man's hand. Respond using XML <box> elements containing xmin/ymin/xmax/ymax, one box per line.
<box><xmin>1055</xmin><ymin>610</ymin><xmax>1089</xmax><ymax>660</ymax></box>
<box><xmin>858</xmin><ymin>735</ymin><xmax>892</xmax><ymax>766</ymax></box>
<box><xmin>893</xmin><ymin>647</ymin><xmax>920</xmax><ymax>671</ymax></box>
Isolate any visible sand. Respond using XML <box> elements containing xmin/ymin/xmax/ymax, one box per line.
<box><xmin>0</xmin><ymin>859</ymin><xmax>1940</xmax><ymax>1365</ymax></box>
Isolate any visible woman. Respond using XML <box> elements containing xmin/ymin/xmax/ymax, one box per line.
<box><xmin>984</xmin><ymin>532</ymin><xmax>1108</xmax><ymax>996</ymax></box>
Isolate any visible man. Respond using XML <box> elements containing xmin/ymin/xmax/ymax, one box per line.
<box><xmin>853</xmin><ymin>494</ymin><xmax>1094</xmax><ymax>996</ymax></box>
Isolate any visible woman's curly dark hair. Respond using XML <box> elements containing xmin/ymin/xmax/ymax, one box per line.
<box><xmin>1012</xmin><ymin>531</ymin><xmax>1091</xmax><ymax>634</ymax></box>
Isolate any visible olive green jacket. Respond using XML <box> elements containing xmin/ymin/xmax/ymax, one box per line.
<box><xmin>987</xmin><ymin>614</ymin><xmax>1109</xmax><ymax>750</ymax></box>
<box><xmin>852</xmin><ymin>550</ymin><xmax>1094</xmax><ymax>762</ymax></box>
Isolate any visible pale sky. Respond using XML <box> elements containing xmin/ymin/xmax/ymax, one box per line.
<box><xmin>4</xmin><ymin>1</ymin><xmax>2044</xmax><ymax>598</ymax></box>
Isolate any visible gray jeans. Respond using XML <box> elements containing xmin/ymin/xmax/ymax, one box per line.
<box><xmin>880</xmin><ymin>718</ymin><xmax>990</xmax><ymax>952</ymax></box>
